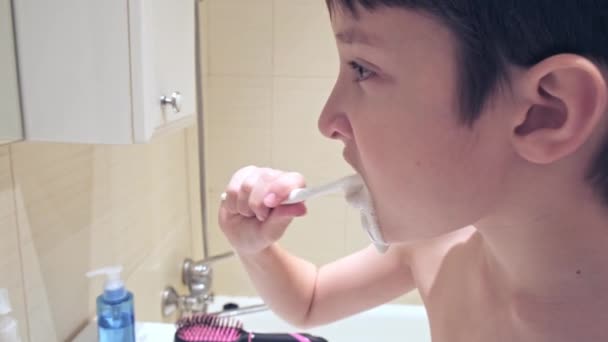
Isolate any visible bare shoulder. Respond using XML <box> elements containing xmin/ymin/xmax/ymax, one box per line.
<box><xmin>406</xmin><ymin>226</ymin><xmax>482</xmax><ymax>294</ymax></box>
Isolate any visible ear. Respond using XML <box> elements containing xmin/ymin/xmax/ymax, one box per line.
<box><xmin>511</xmin><ymin>54</ymin><xmax>607</xmax><ymax>164</ymax></box>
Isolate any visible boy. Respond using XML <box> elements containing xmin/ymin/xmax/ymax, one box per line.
<box><xmin>219</xmin><ymin>1</ymin><xmax>608</xmax><ymax>341</ymax></box>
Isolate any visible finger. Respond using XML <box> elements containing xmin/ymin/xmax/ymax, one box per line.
<box><xmin>249</xmin><ymin>171</ymin><xmax>281</xmax><ymax>221</ymax></box>
<box><xmin>264</xmin><ymin>172</ymin><xmax>306</xmax><ymax>208</ymax></box>
<box><xmin>237</xmin><ymin>170</ymin><xmax>263</xmax><ymax>218</ymax></box>
<box><xmin>218</xmin><ymin>205</ymin><xmax>263</xmax><ymax>251</ymax></box>
<box><xmin>224</xmin><ymin>165</ymin><xmax>257</xmax><ymax>214</ymax></box>
<box><xmin>262</xmin><ymin>203</ymin><xmax>307</xmax><ymax>242</ymax></box>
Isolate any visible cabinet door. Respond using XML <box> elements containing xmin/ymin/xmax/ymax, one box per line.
<box><xmin>0</xmin><ymin>0</ymin><xmax>23</xmax><ymax>144</ymax></box>
<box><xmin>14</xmin><ymin>0</ymin><xmax>134</xmax><ymax>144</ymax></box>
<box><xmin>129</xmin><ymin>0</ymin><xmax>196</xmax><ymax>143</ymax></box>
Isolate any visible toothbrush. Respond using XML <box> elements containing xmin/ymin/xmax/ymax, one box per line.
<box><xmin>220</xmin><ymin>174</ymin><xmax>362</xmax><ymax>205</ymax></box>
<box><xmin>220</xmin><ymin>173</ymin><xmax>390</xmax><ymax>253</ymax></box>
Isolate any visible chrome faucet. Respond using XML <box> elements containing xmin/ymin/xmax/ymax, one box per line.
<box><xmin>182</xmin><ymin>251</ymin><xmax>234</xmax><ymax>296</ymax></box>
<box><xmin>161</xmin><ymin>251</ymin><xmax>235</xmax><ymax>318</ymax></box>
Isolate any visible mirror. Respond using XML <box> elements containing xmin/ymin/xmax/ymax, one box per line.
<box><xmin>0</xmin><ymin>0</ymin><xmax>23</xmax><ymax>144</ymax></box>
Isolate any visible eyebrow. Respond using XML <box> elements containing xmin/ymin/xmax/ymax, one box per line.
<box><xmin>335</xmin><ymin>28</ymin><xmax>381</xmax><ymax>46</ymax></box>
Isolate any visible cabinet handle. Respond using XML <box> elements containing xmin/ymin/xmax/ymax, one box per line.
<box><xmin>160</xmin><ymin>91</ymin><xmax>182</xmax><ymax>113</ymax></box>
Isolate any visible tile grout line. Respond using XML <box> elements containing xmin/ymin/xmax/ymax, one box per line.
<box><xmin>182</xmin><ymin>129</ymin><xmax>197</xmax><ymax>258</ymax></box>
<box><xmin>202</xmin><ymin>0</ymin><xmax>210</xmax><ymax>84</ymax></box>
<box><xmin>206</xmin><ymin>0</ymin><xmax>213</xmax><ymax>81</ymax></box>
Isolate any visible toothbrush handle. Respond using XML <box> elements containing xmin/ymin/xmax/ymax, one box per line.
<box><xmin>220</xmin><ymin>190</ymin><xmax>305</xmax><ymax>203</ymax></box>
<box><xmin>220</xmin><ymin>188</ymin><xmax>315</xmax><ymax>205</ymax></box>
<box><xmin>220</xmin><ymin>174</ymin><xmax>360</xmax><ymax>204</ymax></box>
<box><xmin>242</xmin><ymin>332</ymin><xmax>328</xmax><ymax>342</ymax></box>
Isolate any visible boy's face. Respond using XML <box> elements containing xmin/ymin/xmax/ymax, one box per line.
<box><xmin>319</xmin><ymin>5</ymin><xmax>517</xmax><ymax>242</ymax></box>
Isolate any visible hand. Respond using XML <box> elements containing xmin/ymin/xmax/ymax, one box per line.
<box><xmin>219</xmin><ymin>166</ymin><xmax>307</xmax><ymax>256</ymax></box>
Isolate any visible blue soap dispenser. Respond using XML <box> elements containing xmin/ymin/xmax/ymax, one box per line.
<box><xmin>86</xmin><ymin>266</ymin><xmax>135</xmax><ymax>342</ymax></box>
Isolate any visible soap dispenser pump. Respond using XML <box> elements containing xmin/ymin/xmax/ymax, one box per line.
<box><xmin>86</xmin><ymin>266</ymin><xmax>135</xmax><ymax>342</ymax></box>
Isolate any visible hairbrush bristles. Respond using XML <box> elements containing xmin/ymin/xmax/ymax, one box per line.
<box><xmin>176</xmin><ymin>314</ymin><xmax>244</xmax><ymax>342</ymax></box>
<box><xmin>175</xmin><ymin>314</ymin><xmax>330</xmax><ymax>342</ymax></box>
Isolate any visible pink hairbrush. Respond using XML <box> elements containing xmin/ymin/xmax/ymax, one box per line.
<box><xmin>175</xmin><ymin>314</ymin><xmax>329</xmax><ymax>342</ymax></box>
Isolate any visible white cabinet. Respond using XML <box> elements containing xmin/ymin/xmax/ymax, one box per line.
<box><xmin>0</xmin><ymin>0</ymin><xmax>23</xmax><ymax>144</ymax></box>
<box><xmin>13</xmin><ymin>0</ymin><xmax>196</xmax><ymax>144</ymax></box>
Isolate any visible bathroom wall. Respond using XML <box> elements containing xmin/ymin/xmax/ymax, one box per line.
<box><xmin>0</xmin><ymin>128</ymin><xmax>196</xmax><ymax>341</ymax></box>
<box><xmin>197</xmin><ymin>0</ymin><xmax>422</xmax><ymax>305</ymax></box>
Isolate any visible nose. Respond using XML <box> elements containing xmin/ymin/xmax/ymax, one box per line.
<box><xmin>318</xmin><ymin>83</ymin><xmax>354</xmax><ymax>142</ymax></box>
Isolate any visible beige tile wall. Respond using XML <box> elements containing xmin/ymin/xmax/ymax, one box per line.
<box><xmin>199</xmin><ymin>0</ymin><xmax>422</xmax><ymax>305</ymax></box>
<box><xmin>0</xmin><ymin>128</ymin><xmax>194</xmax><ymax>341</ymax></box>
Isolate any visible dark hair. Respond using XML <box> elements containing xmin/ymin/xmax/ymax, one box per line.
<box><xmin>327</xmin><ymin>0</ymin><xmax>608</xmax><ymax>205</ymax></box>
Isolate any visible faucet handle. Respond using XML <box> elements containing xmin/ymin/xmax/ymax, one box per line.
<box><xmin>182</xmin><ymin>251</ymin><xmax>235</xmax><ymax>288</ymax></box>
<box><xmin>161</xmin><ymin>286</ymin><xmax>214</xmax><ymax>318</ymax></box>
<box><xmin>161</xmin><ymin>286</ymin><xmax>180</xmax><ymax>318</ymax></box>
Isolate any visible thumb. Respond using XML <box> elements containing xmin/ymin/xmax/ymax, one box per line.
<box><xmin>261</xmin><ymin>203</ymin><xmax>307</xmax><ymax>241</ymax></box>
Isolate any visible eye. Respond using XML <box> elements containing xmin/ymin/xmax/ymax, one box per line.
<box><xmin>348</xmin><ymin>61</ymin><xmax>376</xmax><ymax>82</ymax></box>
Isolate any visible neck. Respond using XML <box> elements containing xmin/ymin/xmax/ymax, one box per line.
<box><xmin>475</xmin><ymin>183</ymin><xmax>608</xmax><ymax>338</ymax></box>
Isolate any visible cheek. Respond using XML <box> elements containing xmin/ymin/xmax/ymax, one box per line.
<box><xmin>346</xmin><ymin>71</ymin><xmax>508</xmax><ymax>238</ymax></box>
<box><xmin>355</xmin><ymin>110</ymin><xmax>507</xmax><ymax>239</ymax></box>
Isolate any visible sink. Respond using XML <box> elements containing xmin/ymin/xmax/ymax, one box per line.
<box><xmin>72</xmin><ymin>322</ymin><xmax>176</xmax><ymax>342</ymax></box>
<box><xmin>73</xmin><ymin>295</ymin><xmax>430</xmax><ymax>342</ymax></box>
